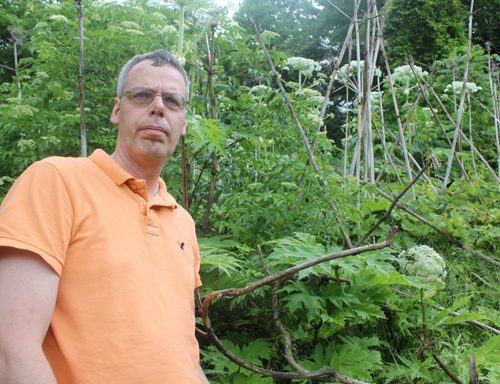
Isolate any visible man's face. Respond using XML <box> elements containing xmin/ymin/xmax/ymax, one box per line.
<box><xmin>110</xmin><ymin>60</ymin><xmax>187</xmax><ymax>168</ymax></box>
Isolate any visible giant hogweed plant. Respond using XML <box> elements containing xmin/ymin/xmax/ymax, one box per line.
<box><xmin>199</xmin><ymin>232</ymin><xmax>424</xmax><ymax>383</ymax></box>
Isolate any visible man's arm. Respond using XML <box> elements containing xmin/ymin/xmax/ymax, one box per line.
<box><xmin>0</xmin><ymin>248</ymin><xmax>59</xmax><ymax>384</ymax></box>
<box><xmin>198</xmin><ymin>364</ymin><xmax>210</xmax><ymax>384</ymax></box>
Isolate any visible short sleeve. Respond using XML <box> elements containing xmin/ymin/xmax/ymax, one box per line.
<box><xmin>193</xmin><ymin>239</ymin><xmax>202</xmax><ymax>289</ymax></box>
<box><xmin>0</xmin><ymin>160</ymin><xmax>74</xmax><ymax>276</ymax></box>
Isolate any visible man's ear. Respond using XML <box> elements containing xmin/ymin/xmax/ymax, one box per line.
<box><xmin>110</xmin><ymin>98</ymin><xmax>120</xmax><ymax>125</ymax></box>
<box><xmin>180</xmin><ymin>120</ymin><xmax>187</xmax><ymax>136</ymax></box>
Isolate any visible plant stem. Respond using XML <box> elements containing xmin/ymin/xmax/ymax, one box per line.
<box><xmin>420</xmin><ymin>288</ymin><xmax>429</xmax><ymax>345</ymax></box>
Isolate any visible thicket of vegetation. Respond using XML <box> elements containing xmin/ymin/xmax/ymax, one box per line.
<box><xmin>2</xmin><ymin>0</ymin><xmax>500</xmax><ymax>382</ymax></box>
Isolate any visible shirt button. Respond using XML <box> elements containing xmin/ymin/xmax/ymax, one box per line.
<box><xmin>130</xmin><ymin>184</ymin><xmax>137</xmax><ymax>190</ymax></box>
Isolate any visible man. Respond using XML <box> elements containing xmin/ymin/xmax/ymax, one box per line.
<box><xmin>0</xmin><ymin>50</ymin><xmax>210</xmax><ymax>383</ymax></box>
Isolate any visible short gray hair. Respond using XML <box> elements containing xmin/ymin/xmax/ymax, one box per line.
<box><xmin>116</xmin><ymin>50</ymin><xmax>189</xmax><ymax>99</ymax></box>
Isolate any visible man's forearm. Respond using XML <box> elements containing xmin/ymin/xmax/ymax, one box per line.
<box><xmin>0</xmin><ymin>345</ymin><xmax>57</xmax><ymax>384</ymax></box>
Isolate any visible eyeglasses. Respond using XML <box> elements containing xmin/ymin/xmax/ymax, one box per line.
<box><xmin>123</xmin><ymin>88</ymin><xmax>188</xmax><ymax>110</ymax></box>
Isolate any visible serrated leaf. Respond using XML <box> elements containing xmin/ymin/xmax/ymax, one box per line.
<box><xmin>323</xmin><ymin>283</ymin><xmax>361</xmax><ymax>309</ymax></box>
<box><xmin>329</xmin><ymin>336</ymin><xmax>383</xmax><ymax>380</ymax></box>
<box><xmin>422</xmin><ymin>289</ymin><xmax>437</xmax><ymax>301</ymax></box>
<box><xmin>442</xmin><ymin>312</ymin><xmax>485</xmax><ymax>325</ymax></box>
<box><xmin>280</xmin><ymin>281</ymin><xmax>326</xmax><ymax>321</ymax></box>
<box><xmin>450</xmin><ymin>294</ymin><xmax>474</xmax><ymax>312</ymax></box>
<box><xmin>473</xmin><ymin>334</ymin><xmax>500</xmax><ymax>360</ymax></box>
<box><xmin>348</xmin><ymin>302</ymin><xmax>385</xmax><ymax>321</ymax></box>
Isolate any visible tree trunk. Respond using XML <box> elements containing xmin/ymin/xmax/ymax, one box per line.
<box><xmin>201</xmin><ymin>23</ymin><xmax>219</xmax><ymax>236</ymax></box>
<box><xmin>75</xmin><ymin>0</ymin><xmax>87</xmax><ymax>157</ymax></box>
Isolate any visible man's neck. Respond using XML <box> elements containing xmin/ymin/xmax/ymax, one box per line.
<box><xmin>110</xmin><ymin>152</ymin><xmax>162</xmax><ymax>200</ymax></box>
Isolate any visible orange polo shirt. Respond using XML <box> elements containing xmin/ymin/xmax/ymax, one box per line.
<box><xmin>0</xmin><ymin>149</ymin><xmax>202</xmax><ymax>383</ymax></box>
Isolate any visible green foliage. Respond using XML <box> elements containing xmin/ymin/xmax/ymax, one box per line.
<box><xmin>384</xmin><ymin>0</ymin><xmax>467</xmax><ymax>66</ymax></box>
<box><xmin>2</xmin><ymin>0</ymin><xmax>500</xmax><ymax>383</ymax></box>
<box><xmin>233</xmin><ymin>0</ymin><xmax>323</xmax><ymax>59</ymax></box>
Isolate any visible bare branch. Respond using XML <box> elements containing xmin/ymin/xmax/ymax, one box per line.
<box><xmin>324</xmin><ymin>0</ymin><xmax>352</xmax><ymax>20</ymax></box>
<box><xmin>432</xmin><ymin>354</ymin><xmax>464</xmax><ymax>384</ymax></box>
<box><xmin>257</xmin><ymin>245</ymin><xmax>271</xmax><ymax>276</ymax></box>
<box><xmin>441</xmin><ymin>0</ymin><xmax>475</xmax><ymax>193</ymax></box>
<box><xmin>471</xmin><ymin>271</ymin><xmax>495</xmax><ymax>289</ymax></box>
<box><xmin>0</xmin><ymin>64</ymin><xmax>15</xmax><ymax>71</ymax></box>
<box><xmin>271</xmin><ymin>281</ymin><xmax>308</xmax><ymax>373</ymax></box>
<box><xmin>469</xmin><ymin>355</ymin><xmax>479</xmax><ymax>384</ymax></box>
<box><xmin>202</xmin><ymin>226</ymin><xmax>397</xmax><ymax>319</ymax></box>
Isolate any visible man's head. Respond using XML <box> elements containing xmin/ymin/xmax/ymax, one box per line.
<box><xmin>116</xmin><ymin>50</ymin><xmax>189</xmax><ymax>99</ymax></box>
<box><xmin>110</xmin><ymin>50</ymin><xmax>189</xmax><ymax>170</ymax></box>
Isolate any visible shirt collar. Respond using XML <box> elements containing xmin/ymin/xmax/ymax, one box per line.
<box><xmin>89</xmin><ymin>149</ymin><xmax>178</xmax><ymax>208</ymax></box>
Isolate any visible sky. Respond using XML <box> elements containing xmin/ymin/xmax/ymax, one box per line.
<box><xmin>216</xmin><ymin>0</ymin><xmax>238</xmax><ymax>17</ymax></box>
<box><xmin>105</xmin><ymin>0</ymin><xmax>239</xmax><ymax>16</ymax></box>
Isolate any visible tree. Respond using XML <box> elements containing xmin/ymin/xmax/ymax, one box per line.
<box><xmin>463</xmin><ymin>0</ymin><xmax>500</xmax><ymax>54</ymax></box>
<box><xmin>384</xmin><ymin>0</ymin><xmax>467</xmax><ymax>66</ymax></box>
<box><xmin>0</xmin><ymin>0</ymin><xmax>46</xmax><ymax>85</ymax></box>
<box><xmin>233</xmin><ymin>0</ymin><xmax>324</xmax><ymax>60</ymax></box>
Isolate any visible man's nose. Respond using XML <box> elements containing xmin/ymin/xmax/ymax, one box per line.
<box><xmin>149</xmin><ymin>95</ymin><xmax>165</xmax><ymax>117</ymax></box>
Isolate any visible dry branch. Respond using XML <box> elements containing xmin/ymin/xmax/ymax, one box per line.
<box><xmin>258</xmin><ymin>245</ymin><xmax>307</xmax><ymax>372</ymax></box>
<box><xmin>379</xmin><ymin>41</ymin><xmax>415</xmax><ymax>199</ymax></box>
<box><xmin>74</xmin><ymin>0</ymin><xmax>87</xmax><ymax>157</ymax></box>
<box><xmin>432</xmin><ymin>354</ymin><xmax>464</xmax><ymax>384</ymax></box>
<box><xmin>413</xmin><ymin>63</ymin><xmax>500</xmax><ymax>185</ymax></box>
<box><xmin>441</xmin><ymin>0</ymin><xmax>475</xmax><ymax>193</ymax></box>
<box><xmin>201</xmin><ymin>24</ymin><xmax>219</xmax><ymax>236</ymax></box>
<box><xmin>469</xmin><ymin>355</ymin><xmax>479</xmax><ymax>384</ymax></box>
<box><xmin>409</xmin><ymin>62</ymin><xmax>469</xmax><ymax>179</ymax></box>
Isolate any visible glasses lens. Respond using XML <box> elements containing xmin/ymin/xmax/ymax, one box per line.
<box><xmin>162</xmin><ymin>93</ymin><xmax>185</xmax><ymax>110</ymax></box>
<box><xmin>130</xmin><ymin>89</ymin><xmax>154</xmax><ymax>104</ymax></box>
<box><xmin>126</xmin><ymin>88</ymin><xmax>186</xmax><ymax>110</ymax></box>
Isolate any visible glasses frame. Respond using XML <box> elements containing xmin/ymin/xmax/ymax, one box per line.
<box><xmin>122</xmin><ymin>87</ymin><xmax>188</xmax><ymax>111</ymax></box>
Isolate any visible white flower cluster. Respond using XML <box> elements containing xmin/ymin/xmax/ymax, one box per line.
<box><xmin>336</xmin><ymin>60</ymin><xmax>381</xmax><ymax>84</ymax></box>
<box><xmin>444</xmin><ymin>81</ymin><xmax>482</xmax><ymax>94</ymax></box>
<box><xmin>336</xmin><ymin>60</ymin><xmax>363</xmax><ymax>83</ymax></box>
<box><xmin>249</xmin><ymin>85</ymin><xmax>270</xmax><ymax>96</ymax></box>
<box><xmin>284</xmin><ymin>57</ymin><xmax>321</xmax><ymax>78</ymax></box>
<box><xmin>398</xmin><ymin>245</ymin><xmax>447</xmax><ymax>286</ymax></box>
<box><xmin>49</xmin><ymin>15</ymin><xmax>69</xmax><ymax>24</ymax></box>
<box><xmin>17</xmin><ymin>139</ymin><xmax>36</xmax><ymax>152</ymax></box>
<box><xmin>41</xmin><ymin>136</ymin><xmax>61</xmax><ymax>145</ymax></box>
<box><xmin>161</xmin><ymin>25</ymin><xmax>177</xmax><ymax>34</ymax></box>
<box><xmin>121</xmin><ymin>21</ymin><xmax>142</xmax><ymax>30</ymax></box>
<box><xmin>391</xmin><ymin>65</ymin><xmax>428</xmax><ymax>84</ymax></box>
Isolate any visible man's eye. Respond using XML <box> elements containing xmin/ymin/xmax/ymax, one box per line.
<box><xmin>164</xmin><ymin>94</ymin><xmax>182</xmax><ymax>108</ymax></box>
<box><xmin>134</xmin><ymin>91</ymin><xmax>151</xmax><ymax>100</ymax></box>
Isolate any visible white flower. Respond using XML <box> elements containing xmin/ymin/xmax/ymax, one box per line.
<box><xmin>392</xmin><ymin>64</ymin><xmax>428</xmax><ymax>84</ymax></box>
<box><xmin>249</xmin><ymin>85</ymin><xmax>270</xmax><ymax>96</ymax></box>
<box><xmin>17</xmin><ymin>139</ymin><xmax>36</xmax><ymax>151</ymax></box>
<box><xmin>49</xmin><ymin>15</ymin><xmax>69</xmax><ymax>24</ymax></box>
<box><xmin>121</xmin><ymin>21</ymin><xmax>142</xmax><ymax>29</ymax></box>
<box><xmin>284</xmin><ymin>57</ymin><xmax>321</xmax><ymax>78</ymax></box>
<box><xmin>398</xmin><ymin>245</ymin><xmax>447</xmax><ymax>286</ymax></box>
<box><xmin>162</xmin><ymin>25</ymin><xmax>177</xmax><ymax>34</ymax></box>
<box><xmin>444</xmin><ymin>81</ymin><xmax>483</xmax><ymax>94</ymax></box>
